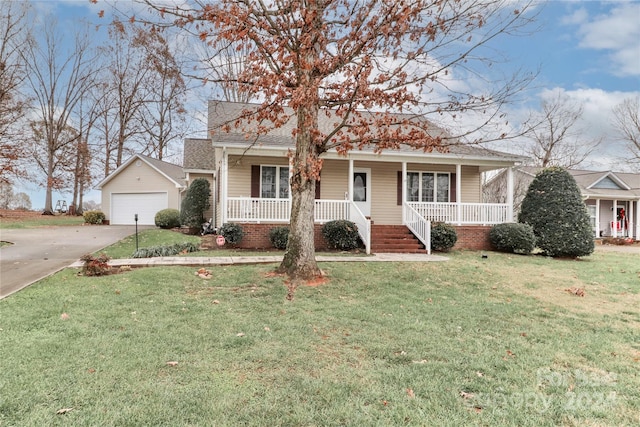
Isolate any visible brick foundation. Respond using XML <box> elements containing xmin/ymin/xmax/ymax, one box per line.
<box><xmin>452</xmin><ymin>225</ymin><xmax>492</xmax><ymax>251</ymax></box>
<box><xmin>230</xmin><ymin>222</ymin><xmax>493</xmax><ymax>252</ymax></box>
<box><xmin>233</xmin><ymin>223</ymin><xmax>330</xmax><ymax>251</ymax></box>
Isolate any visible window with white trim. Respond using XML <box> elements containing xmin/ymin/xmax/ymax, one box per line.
<box><xmin>407</xmin><ymin>172</ymin><xmax>450</xmax><ymax>202</ymax></box>
<box><xmin>261</xmin><ymin>166</ymin><xmax>289</xmax><ymax>199</ymax></box>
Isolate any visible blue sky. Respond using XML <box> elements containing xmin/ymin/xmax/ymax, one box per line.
<box><xmin>16</xmin><ymin>0</ymin><xmax>640</xmax><ymax>209</ymax></box>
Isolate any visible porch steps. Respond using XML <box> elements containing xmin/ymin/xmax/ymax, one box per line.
<box><xmin>370</xmin><ymin>225</ymin><xmax>426</xmax><ymax>254</ymax></box>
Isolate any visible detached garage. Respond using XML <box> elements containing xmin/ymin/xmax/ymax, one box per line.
<box><xmin>96</xmin><ymin>154</ymin><xmax>186</xmax><ymax>225</ymax></box>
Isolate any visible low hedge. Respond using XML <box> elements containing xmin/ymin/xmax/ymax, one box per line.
<box><xmin>269</xmin><ymin>226</ymin><xmax>290</xmax><ymax>250</ymax></box>
<box><xmin>83</xmin><ymin>210</ymin><xmax>105</xmax><ymax>225</ymax></box>
<box><xmin>431</xmin><ymin>222</ymin><xmax>457</xmax><ymax>252</ymax></box>
<box><xmin>155</xmin><ymin>209</ymin><xmax>181</xmax><ymax>229</ymax></box>
<box><xmin>219</xmin><ymin>223</ymin><xmax>244</xmax><ymax>245</ymax></box>
<box><xmin>489</xmin><ymin>222</ymin><xmax>536</xmax><ymax>254</ymax></box>
<box><xmin>322</xmin><ymin>220</ymin><xmax>361</xmax><ymax>251</ymax></box>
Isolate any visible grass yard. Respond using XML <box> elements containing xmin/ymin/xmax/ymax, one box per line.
<box><xmin>0</xmin><ymin>250</ymin><xmax>638</xmax><ymax>426</ymax></box>
<box><xmin>0</xmin><ymin>210</ymin><xmax>85</xmax><ymax>229</ymax></box>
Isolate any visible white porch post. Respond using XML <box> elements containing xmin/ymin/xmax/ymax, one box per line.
<box><xmin>506</xmin><ymin>167</ymin><xmax>514</xmax><ymax>222</ymax></box>
<box><xmin>221</xmin><ymin>148</ymin><xmax>228</xmax><ymax>225</ymax></box>
<box><xmin>348</xmin><ymin>158</ymin><xmax>354</xmax><ymax>201</ymax></box>
<box><xmin>595</xmin><ymin>199</ymin><xmax>601</xmax><ymax>238</ymax></box>
<box><xmin>402</xmin><ymin>161</ymin><xmax>407</xmax><ymax>221</ymax></box>
<box><xmin>456</xmin><ymin>164</ymin><xmax>462</xmax><ymax>225</ymax></box>
<box><xmin>612</xmin><ymin>199</ymin><xmax>618</xmax><ymax>238</ymax></box>
<box><xmin>628</xmin><ymin>199</ymin><xmax>634</xmax><ymax>239</ymax></box>
<box><xmin>636</xmin><ymin>199</ymin><xmax>640</xmax><ymax>240</ymax></box>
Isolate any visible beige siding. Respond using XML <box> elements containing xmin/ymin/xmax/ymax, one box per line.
<box><xmin>220</xmin><ymin>154</ymin><xmax>484</xmax><ymax>226</ymax></box>
<box><xmin>461</xmin><ymin>166</ymin><xmax>481</xmax><ymax>203</ymax></box>
<box><xmin>101</xmin><ymin>160</ymin><xmax>181</xmax><ymax>221</ymax></box>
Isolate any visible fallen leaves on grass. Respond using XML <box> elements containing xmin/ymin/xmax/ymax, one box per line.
<box><xmin>459</xmin><ymin>391</ymin><xmax>474</xmax><ymax>399</ymax></box>
<box><xmin>166</xmin><ymin>361</ymin><xmax>179</xmax><ymax>367</ymax></box>
<box><xmin>406</xmin><ymin>388</ymin><xmax>415</xmax><ymax>398</ymax></box>
<box><xmin>195</xmin><ymin>268</ymin><xmax>212</xmax><ymax>279</ymax></box>
<box><xmin>56</xmin><ymin>408</ymin><xmax>73</xmax><ymax>415</ymax></box>
<box><xmin>60</xmin><ymin>313</ymin><xmax>70</xmax><ymax>321</ymax></box>
<box><xmin>566</xmin><ymin>287</ymin><xmax>585</xmax><ymax>297</ymax></box>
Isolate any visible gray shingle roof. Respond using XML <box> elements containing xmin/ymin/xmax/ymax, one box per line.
<box><xmin>207</xmin><ymin>101</ymin><xmax>525</xmax><ymax>162</ymax></box>
<box><xmin>183</xmin><ymin>138</ymin><xmax>215</xmax><ymax>171</ymax></box>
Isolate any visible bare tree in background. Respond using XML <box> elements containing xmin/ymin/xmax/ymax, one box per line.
<box><xmin>522</xmin><ymin>93</ymin><xmax>601</xmax><ymax>168</ymax></box>
<box><xmin>96</xmin><ymin>19</ymin><xmax>152</xmax><ymax>177</ymax></box>
<box><xmin>22</xmin><ymin>19</ymin><xmax>98</xmax><ymax>214</ymax></box>
<box><xmin>612</xmin><ymin>96</ymin><xmax>640</xmax><ymax>171</ymax></box>
<box><xmin>137</xmin><ymin>28</ymin><xmax>188</xmax><ymax>161</ymax></box>
<box><xmin>0</xmin><ymin>1</ymin><xmax>31</xmax><ymax>184</ymax></box>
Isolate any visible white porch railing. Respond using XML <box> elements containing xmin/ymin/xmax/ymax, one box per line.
<box><xmin>226</xmin><ymin>197</ymin><xmax>371</xmax><ymax>254</ymax></box>
<box><xmin>403</xmin><ymin>202</ymin><xmax>431</xmax><ymax>255</ymax></box>
<box><xmin>407</xmin><ymin>202</ymin><xmax>510</xmax><ymax>225</ymax></box>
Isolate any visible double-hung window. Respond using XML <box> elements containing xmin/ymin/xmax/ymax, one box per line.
<box><xmin>406</xmin><ymin>172</ymin><xmax>450</xmax><ymax>202</ymax></box>
<box><xmin>261</xmin><ymin>166</ymin><xmax>289</xmax><ymax>199</ymax></box>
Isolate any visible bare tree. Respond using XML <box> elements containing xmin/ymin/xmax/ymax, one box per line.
<box><xmin>612</xmin><ymin>96</ymin><xmax>640</xmax><ymax>170</ymax></box>
<box><xmin>0</xmin><ymin>0</ymin><xmax>32</xmax><ymax>184</ymax></box>
<box><xmin>522</xmin><ymin>93</ymin><xmax>601</xmax><ymax>168</ymax></box>
<box><xmin>95</xmin><ymin>19</ymin><xmax>153</xmax><ymax>177</ymax></box>
<box><xmin>22</xmin><ymin>19</ymin><xmax>98</xmax><ymax>214</ymax></box>
<box><xmin>136</xmin><ymin>28</ymin><xmax>188</xmax><ymax>161</ymax></box>
<box><xmin>142</xmin><ymin>0</ymin><xmax>537</xmax><ymax>281</ymax></box>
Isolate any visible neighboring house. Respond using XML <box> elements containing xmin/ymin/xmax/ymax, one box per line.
<box><xmin>96</xmin><ymin>142</ymin><xmax>215</xmax><ymax>225</ymax></box>
<box><xmin>485</xmin><ymin>166</ymin><xmax>640</xmax><ymax>240</ymax></box>
<box><xmin>208</xmin><ymin>101</ymin><xmax>525</xmax><ymax>253</ymax></box>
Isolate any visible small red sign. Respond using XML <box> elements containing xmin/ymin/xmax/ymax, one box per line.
<box><xmin>216</xmin><ymin>235</ymin><xmax>226</xmax><ymax>246</ymax></box>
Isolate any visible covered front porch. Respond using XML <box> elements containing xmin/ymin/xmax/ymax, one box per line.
<box><xmin>218</xmin><ymin>148</ymin><xmax>517</xmax><ymax>254</ymax></box>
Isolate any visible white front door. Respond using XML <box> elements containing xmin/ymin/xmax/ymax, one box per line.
<box><xmin>353</xmin><ymin>168</ymin><xmax>371</xmax><ymax>217</ymax></box>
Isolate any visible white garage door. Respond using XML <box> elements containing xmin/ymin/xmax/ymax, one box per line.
<box><xmin>111</xmin><ymin>193</ymin><xmax>168</xmax><ymax>225</ymax></box>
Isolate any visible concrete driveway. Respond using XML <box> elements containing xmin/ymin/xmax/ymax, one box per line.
<box><xmin>0</xmin><ymin>225</ymin><xmax>138</xmax><ymax>299</ymax></box>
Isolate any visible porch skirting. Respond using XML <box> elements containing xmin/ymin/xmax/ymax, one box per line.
<box><xmin>225</xmin><ymin>223</ymin><xmax>493</xmax><ymax>252</ymax></box>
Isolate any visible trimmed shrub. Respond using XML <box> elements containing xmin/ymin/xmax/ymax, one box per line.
<box><xmin>180</xmin><ymin>178</ymin><xmax>211</xmax><ymax>228</ymax></box>
<box><xmin>321</xmin><ymin>220</ymin><xmax>361</xmax><ymax>251</ymax></box>
<box><xmin>83</xmin><ymin>210</ymin><xmax>105</xmax><ymax>224</ymax></box>
<box><xmin>154</xmin><ymin>208</ymin><xmax>181</xmax><ymax>229</ymax></box>
<box><xmin>219</xmin><ymin>222</ymin><xmax>244</xmax><ymax>245</ymax></box>
<box><xmin>431</xmin><ymin>222</ymin><xmax>457</xmax><ymax>252</ymax></box>
<box><xmin>269</xmin><ymin>226</ymin><xmax>290</xmax><ymax>250</ymax></box>
<box><xmin>132</xmin><ymin>242</ymin><xmax>199</xmax><ymax>258</ymax></box>
<box><xmin>518</xmin><ymin>167</ymin><xmax>594</xmax><ymax>258</ymax></box>
<box><xmin>80</xmin><ymin>253</ymin><xmax>111</xmax><ymax>276</ymax></box>
<box><xmin>489</xmin><ymin>222</ymin><xmax>536</xmax><ymax>254</ymax></box>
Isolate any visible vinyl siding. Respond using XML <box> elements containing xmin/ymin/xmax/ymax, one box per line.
<box><xmin>101</xmin><ymin>160</ymin><xmax>181</xmax><ymax>222</ymax></box>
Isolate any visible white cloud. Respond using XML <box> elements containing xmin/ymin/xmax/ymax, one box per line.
<box><xmin>573</xmin><ymin>2</ymin><xmax>640</xmax><ymax>77</ymax></box>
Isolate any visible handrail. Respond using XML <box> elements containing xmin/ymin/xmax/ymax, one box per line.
<box><xmin>348</xmin><ymin>200</ymin><xmax>371</xmax><ymax>254</ymax></box>
<box><xmin>403</xmin><ymin>202</ymin><xmax>431</xmax><ymax>255</ymax></box>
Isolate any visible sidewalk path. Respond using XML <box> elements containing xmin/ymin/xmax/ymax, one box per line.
<box><xmin>69</xmin><ymin>253</ymin><xmax>448</xmax><ymax>268</ymax></box>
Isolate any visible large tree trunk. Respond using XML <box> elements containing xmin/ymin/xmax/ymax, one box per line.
<box><xmin>278</xmin><ymin>105</ymin><xmax>322</xmax><ymax>281</ymax></box>
<box><xmin>43</xmin><ymin>154</ymin><xmax>55</xmax><ymax>215</ymax></box>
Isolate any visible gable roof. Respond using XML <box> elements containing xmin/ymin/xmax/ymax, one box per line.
<box><xmin>207</xmin><ymin>101</ymin><xmax>527</xmax><ymax>164</ymax></box>
<box><xmin>514</xmin><ymin>166</ymin><xmax>640</xmax><ymax>199</ymax></box>
<box><xmin>183</xmin><ymin>138</ymin><xmax>215</xmax><ymax>171</ymax></box>
<box><xmin>95</xmin><ymin>154</ymin><xmax>186</xmax><ymax>190</ymax></box>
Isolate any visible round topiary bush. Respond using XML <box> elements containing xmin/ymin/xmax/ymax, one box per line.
<box><xmin>83</xmin><ymin>210</ymin><xmax>105</xmax><ymax>225</ymax></box>
<box><xmin>321</xmin><ymin>220</ymin><xmax>361</xmax><ymax>251</ymax></box>
<box><xmin>154</xmin><ymin>208</ymin><xmax>181</xmax><ymax>229</ymax></box>
<box><xmin>269</xmin><ymin>226</ymin><xmax>290</xmax><ymax>250</ymax></box>
<box><xmin>431</xmin><ymin>222</ymin><xmax>457</xmax><ymax>252</ymax></box>
<box><xmin>518</xmin><ymin>167</ymin><xmax>594</xmax><ymax>258</ymax></box>
<box><xmin>219</xmin><ymin>222</ymin><xmax>244</xmax><ymax>245</ymax></box>
<box><xmin>489</xmin><ymin>222</ymin><xmax>536</xmax><ymax>254</ymax></box>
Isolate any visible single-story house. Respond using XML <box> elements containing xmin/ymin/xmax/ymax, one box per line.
<box><xmin>206</xmin><ymin>101</ymin><xmax>525</xmax><ymax>253</ymax></box>
<box><xmin>95</xmin><ymin>139</ymin><xmax>215</xmax><ymax>225</ymax></box>
<box><xmin>484</xmin><ymin>166</ymin><xmax>640</xmax><ymax>240</ymax></box>
<box><xmin>98</xmin><ymin>101</ymin><xmax>526</xmax><ymax>252</ymax></box>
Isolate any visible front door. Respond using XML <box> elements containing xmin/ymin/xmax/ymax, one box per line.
<box><xmin>353</xmin><ymin>168</ymin><xmax>371</xmax><ymax>217</ymax></box>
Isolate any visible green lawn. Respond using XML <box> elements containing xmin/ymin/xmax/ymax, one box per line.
<box><xmin>0</xmin><ymin>214</ymin><xmax>85</xmax><ymax>229</ymax></box>
<box><xmin>0</xmin><ymin>251</ymin><xmax>638</xmax><ymax>426</ymax></box>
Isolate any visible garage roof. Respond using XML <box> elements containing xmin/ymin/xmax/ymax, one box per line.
<box><xmin>95</xmin><ymin>154</ymin><xmax>186</xmax><ymax>190</ymax></box>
